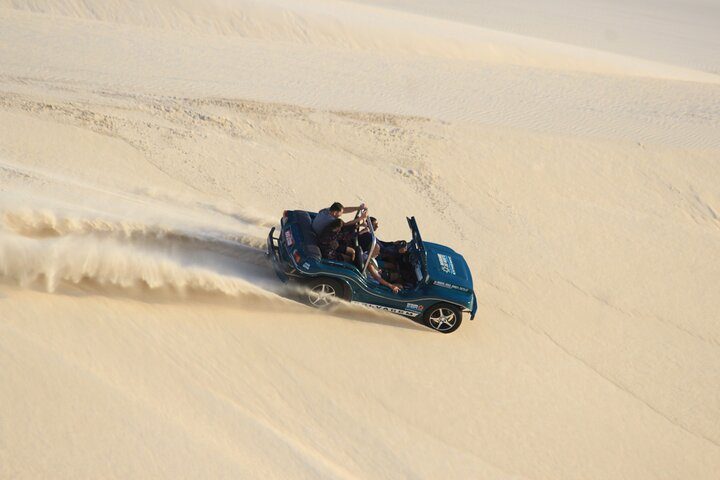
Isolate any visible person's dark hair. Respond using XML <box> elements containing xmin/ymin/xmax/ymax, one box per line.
<box><xmin>329</xmin><ymin>202</ymin><xmax>343</xmax><ymax>213</ymax></box>
<box><xmin>320</xmin><ymin>218</ymin><xmax>343</xmax><ymax>239</ymax></box>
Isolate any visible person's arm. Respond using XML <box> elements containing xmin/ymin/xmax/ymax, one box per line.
<box><xmin>343</xmin><ymin>209</ymin><xmax>368</xmax><ymax>226</ymax></box>
<box><xmin>368</xmin><ymin>264</ymin><xmax>401</xmax><ymax>293</ymax></box>
<box><xmin>342</xmin><ymin>203</ymin><xmax>366</xmax><ymax>214</ymax></box>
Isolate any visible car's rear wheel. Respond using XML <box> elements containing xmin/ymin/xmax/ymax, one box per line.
<box><xmin>423</xmin><ymin>303</ymin><xmax>462</xmax><ymax>333</ymax></box>
<box><xmin>305</xmin><ymin>278</ymin><xmax>347</xmax><ymax>308</ymax></box>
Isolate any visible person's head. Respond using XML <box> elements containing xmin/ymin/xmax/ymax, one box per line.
<box><xmin>320</xmin><ymin>218</ymin><xmax>343</xmax><ymax>238</ymax></box>
<box><xmin>328</xmin><ymin>218</ymin><xmax>343</xmax><ymax>232</ymax></box>
<box><xmin>371</xmin><ymin>244</ymin><xmax>381</xmax><ymax>258</ymax></box>
<box><xmin>329</xmin><ymin>202</ymin><xmax>344</xmax><ymax>218</ymax></box>
<box><xmin>369</xmin><ymin>216</ymin><xmax>378</xmax><ymax>230</ymax></box>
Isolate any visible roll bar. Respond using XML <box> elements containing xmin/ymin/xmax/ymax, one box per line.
<box><xmin>350</xmin><ymin>207</ymin><xmax>377</xmax><ymax>275</ymax></box>
<box><xmin>360</xmin><ymin>209</ymin><xmax>377</xmax><ymax>276</ymax></box>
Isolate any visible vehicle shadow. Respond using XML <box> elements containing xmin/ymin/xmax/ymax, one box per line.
<box><xmin>327</xmin><ymin>305</ymin><xmax>431</xmax><ymax>332</ymax></box>
<box><xmin>276</xmin><ymin>287</ymin><xmax>430</xmax><ymax>332</ymax></box>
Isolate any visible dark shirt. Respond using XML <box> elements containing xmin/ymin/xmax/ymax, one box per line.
<box><xmin>359</xmin><ymin>231</ymin><xmax>373</xmax><ymax>252</ymax></box>
<box><xmin>312</xmin><ymin>208</ymin><xmax>335</xmax><ymax>235</ymax></box>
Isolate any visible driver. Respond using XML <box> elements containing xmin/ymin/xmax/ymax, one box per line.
<box><xmin>359</xmin><ymin>217</ymin><xmax>408</xmax><ymax>264</ymax></box>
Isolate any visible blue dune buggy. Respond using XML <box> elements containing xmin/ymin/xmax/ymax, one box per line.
<box><xmin>267</xmin><ymin>210</ymin><xmax>477</xmax><ymax>333</ymax></box>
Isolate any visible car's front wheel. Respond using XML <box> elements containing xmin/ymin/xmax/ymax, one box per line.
<box><xmin>305</xmin><ymin>277</ymin><xmax>347</xmax><ymax>308</ymax></box>
<box><xmin>423</xmin><ymin>303</ymin><xmax>462</xmax><ymax>333</ymax></box>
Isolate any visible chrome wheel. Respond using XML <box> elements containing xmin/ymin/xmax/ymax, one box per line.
<box><xmin>424</xmin><ymin>303</ymin><xmax>462</xmax><ymax>333</ymax></box>
<box><xmin>308</xmin><ymin>283</ymin><xmax>337</xmax><ymax>307</ymax></box>
<box><xmin>428</xmin><ymin>308</ymin><xmax>457</xmax><ymax>332</ymax></box>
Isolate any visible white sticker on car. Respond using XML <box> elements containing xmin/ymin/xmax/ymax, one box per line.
<box><xmin>432</xmin><ymin>280</ymin><xmax>469</xmax><ymax>292</ymax></box>
<box><xmin>351</xmin><ymin>301</ymin><xmax>421</xmax><ymax>317</ymax></box>
<box><xmin>437</xmin><ymin>253</ymin><xmax>456</xmax><ymax>275</ymax></box>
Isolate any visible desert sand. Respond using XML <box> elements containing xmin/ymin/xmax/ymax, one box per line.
<box><xmin>1</xmin><ymin>1</ymin><xmax>719</xmax><ymax>479</ymax></box>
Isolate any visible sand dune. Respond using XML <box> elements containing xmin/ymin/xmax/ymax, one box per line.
<box><xmin>5</xmin><ymin>0</ymin><xmax>719</xmax><ymax>83</ymax></box>
<box><xmin>1</xmin><ymin>0</ymin><xmax>720</xmax><ymax>479</ymax></box>
<box><xmin>358</xmin><ymin>0</ymin><xmax>720</xmax><ymax>74</ymax></box>
<box><xmin>3</xmin><ymin>7</ymin><xmax>719</xmax><ymax>147</ymax></box>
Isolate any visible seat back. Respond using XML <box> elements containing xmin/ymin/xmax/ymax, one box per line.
<box><xmin>291</xmin><ymin>210</ymin><xmax>322</xmax><ymax>260</ymax></box>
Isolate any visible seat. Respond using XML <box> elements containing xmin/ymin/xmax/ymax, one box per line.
<box><xmin>293</xmin><ymin>211</ymin><xmax>321</xmax><ymax>260</ymax></box>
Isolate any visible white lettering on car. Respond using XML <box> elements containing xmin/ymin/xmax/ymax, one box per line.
<box><xmin>432</xmin><ymin>281</ymin><xmax>469</xmax><ymax>292</ymax></box>
<box><xmin>437</xmin><ymin>253</ymin><xmax>456</xmax><ymax>275</ymax></box>
<box><xmin>351</xmin><ymin>301</ymin><xmax>421</xmax><ymax>317</ymax></box>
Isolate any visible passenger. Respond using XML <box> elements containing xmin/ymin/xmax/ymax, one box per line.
<box><xmin>358</xmin><ymin>217</ymin><xmax>375</xmax><ymax>252</ymax></box>
<box><xmin>337</xmin><ymin>220</ymin><xmax>360</xmax><ymax>252</ymax></box>
<box><xmin>359</xmin><ymin>217</ymin><xmax>408</xmax><ymax>260</ymax></box>
<box><xmin>317</xmin><ymin>219</ymin><xmax>355</xmax><ymax>263</ymax></box>
<box><xmin>312</xmin><ymin>201</ymin><xmax>368</xmax><ymax>235</ymax></box>
<box><xmin>364</xmin><ymin>245</ymin><xmax>403</xmax><ymax>294</ymax></box>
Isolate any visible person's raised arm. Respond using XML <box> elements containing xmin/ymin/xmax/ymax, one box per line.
<box><xmin>343</xmin><ymin>209</ymin><xmax>368</xmax><ymax>226</ymax></box>
<box><xmin>342</xmin><ymin>203</ymin><xmax>366</xmax><ymax>214</ymax></box>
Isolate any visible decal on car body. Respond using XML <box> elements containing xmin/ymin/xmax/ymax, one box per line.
<box><xmin>437</xmin><ymin>253</ymin><xmax>456</xmax><ymax>275</ymax></box>
<box><xmin>352</xmin><ymin>301</ymin><xmax>421</xmax><ymax>317</ymax></box>
<box><xmin>432</xmin><ymin>280</ymin><xmax>469</xmax><ymax>292</ymax></box>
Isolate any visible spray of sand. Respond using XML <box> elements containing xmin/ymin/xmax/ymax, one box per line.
<box><xmin>0</xmin><ymin>206</ymin><xmax>285</xmax><ymax>301</ymax></box>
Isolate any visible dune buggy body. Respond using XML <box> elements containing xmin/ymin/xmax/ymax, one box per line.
<box><xmin>267</xmin><ymin>210</ymin><xmax>477</xmax><ymax>333</ymax></box>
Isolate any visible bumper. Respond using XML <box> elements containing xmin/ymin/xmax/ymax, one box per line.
<box><xmin>266</xmin><ymin>227</ymin><xmax>289</xmax><ymax>282</ymax></box>
<box><xmin>470</xmin><ymin>291</ymin><xmax>477</xmax><ymax>320</ymax></box>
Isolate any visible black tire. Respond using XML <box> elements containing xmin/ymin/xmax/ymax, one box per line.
<box><xmin>305</xmin><ymin>277</ymin><xmax>348</xmax><ymax>308</ymax></box>
<box><xmin>423</xmin><ymin>303</ymin><xmax>463</xmax><ymax>334</ymax></box>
